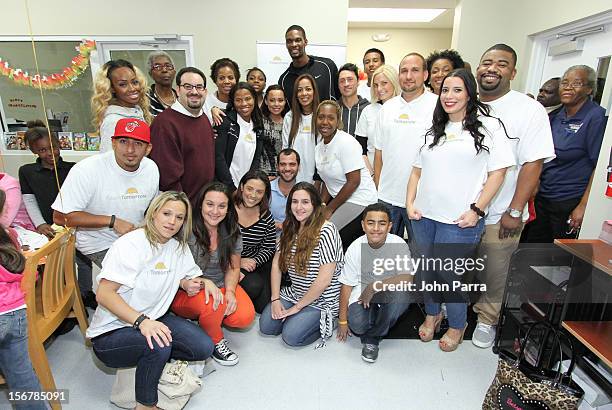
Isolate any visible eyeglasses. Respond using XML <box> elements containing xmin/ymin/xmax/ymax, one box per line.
<box><xmin>180</xmin><ymin>83</ymin><xmax>206</xmax><ymax>92</ymax></box>
<box><xmin>560</xmin><ymin>81</ymin><xmax>586</xmax><ymax>89</ymax></box>
<box><xmin>152</xmin><ymin>63</ymin><xmax>174</xmax><ymax>71</ymax></box>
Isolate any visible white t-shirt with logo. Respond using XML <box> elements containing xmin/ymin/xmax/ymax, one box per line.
<box><xmin>413</xmin><ymin>117</ymin><xmax>516</xmax><ymax>224</ymax></box>
<box><xmin>339</xmin><ymin>233</ymin><xmax>411</xmax><ymax>305</ymax></box>
<box><xmin>483</xmin><ymin>90</ymin><xmax>555</xmax><ymax>225</ymax></box>
<box><xmin>282</xmin><ymin>112</ymin><xmax>319</xmax><ymax>183</ymax></box>
<box><xmin>86</xmin><ymin>228</ymin><xmax>201</xmax><ymax>338</ymax></box>
<box><xmin>355</xmin><ymin>102</ymin><xmax>381</xmax><ymax>165</ymax></box>
<box><xmin>230</xmin><ymin>115</ymin><xmax>257</xmax><ymax>186</ymax></box>
<box><xmin>374</xmin><ymin>92</ymin><xmax>438</xmax><ymax>207</ymax></box>
<box><xmin>51</xmin><ymin>151</ymin><xmax>159</xmax><ymax>254</ymax></box>
<box><xmin>315</xmin><ymin>130</ymin><xmax>377</xmax><ymax>207</ymax></box>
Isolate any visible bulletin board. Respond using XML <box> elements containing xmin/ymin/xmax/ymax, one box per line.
<box><xmin>256</xmin><ymin>42</ymin><xmax>346</xmax><ymax>89</ymax></box>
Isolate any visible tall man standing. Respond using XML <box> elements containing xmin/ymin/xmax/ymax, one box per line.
<box><xmin>150</xmin><ymin>67</ymin><xmax>215</xmax><ymax>204</ymax></box>
<box><xmin>278</xmin><ymin>25</ymin><xmax>339</xmax><ymax>102</ymax></box>
<box><xmin>373</xmin><ymin>53</ymin><xmax>437</xmax><ymax>240</ymax></box>
<box><xmin>472</xmin><ymin>44</ymin><xmax>555</xmax><ymax>348</ymax></box>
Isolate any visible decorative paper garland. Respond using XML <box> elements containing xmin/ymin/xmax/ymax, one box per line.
<box><xmin>0</xmin><ymin>39</ymin><xmax>96</xmax><ymax>89</ymax></box>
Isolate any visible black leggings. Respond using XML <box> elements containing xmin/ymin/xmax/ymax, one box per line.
<box><xmin>240</xmin><ymin>260</ymin><xmax>273</xmax><ymax>314</ymax></box>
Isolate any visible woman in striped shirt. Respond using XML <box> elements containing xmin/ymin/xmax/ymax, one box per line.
<box><xmin>259</xmin><ymin>182</ymin><xmax>344</xmax><ymax>347</ymax></box>
<box><xmin>235</xmin><ymin>171</ymin><xmax>276</xmax><ymax>313</ymax></box>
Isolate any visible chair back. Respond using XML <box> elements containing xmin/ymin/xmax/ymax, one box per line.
<box><xmin>21</xmin><ymin>228</ymin><xmax>78</xmax><ymax>342</ymax></box>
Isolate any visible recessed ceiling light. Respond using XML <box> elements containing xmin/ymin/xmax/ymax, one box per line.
<box><xmin>348</xmin><ymin>8</ymin><xmax>446</xmax><ymax>23</ymax></box>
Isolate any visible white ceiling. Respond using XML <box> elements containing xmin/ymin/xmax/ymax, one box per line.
<box><xmin>348</xmin><ymin>0</ymin><xmax>456</xmax><ymax>29</ymax></box>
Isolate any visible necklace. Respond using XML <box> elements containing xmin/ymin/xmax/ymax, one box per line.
<box><xmin>155</xmin><ymin>87</ymin><xmax>176</xmax><ymax>107</ymax></box>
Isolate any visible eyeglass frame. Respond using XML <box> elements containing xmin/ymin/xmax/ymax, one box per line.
<box><xmin>179</xmin><ymin>83</ymin><xmax>206</xmax><ymax>92</ymax></box>
<box><xmin>151</xmin><ymin>63</ymin><xmax>175</xmax><ymax>72</ymax></box>
<box><xmin>559</xmin><ymin>80</ymin><xmax>588</xmax><ymax>89</ymax></box>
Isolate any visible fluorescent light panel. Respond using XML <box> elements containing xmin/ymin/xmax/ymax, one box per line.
<box><xmin>348</xmin><ymin>8</ymin><xmax>445</xmax><ymax>23</ymax></box>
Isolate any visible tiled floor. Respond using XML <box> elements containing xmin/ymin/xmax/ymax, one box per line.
<box><xmin>0</xmin><ymin>315</ymin><xmax>499</xmax><ymax>410</ymax></box>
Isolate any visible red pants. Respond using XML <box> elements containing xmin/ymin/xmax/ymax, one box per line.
<box><xmin>171</xmin><ymin>285</ymin><xmax>255</xmax><ymax>344</ymax></box>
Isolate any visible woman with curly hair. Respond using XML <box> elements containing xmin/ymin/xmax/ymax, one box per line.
<box><xmin>259</xmin><ymin>182</ymin><xmax>343</xmax><ymax>347</ymax></box>
<box><xmin>425</xmin><ymin>49</ymin><xmax>465</xmax><ymax>95</ymax></box>
<box><xmin>406</xmin><ymin>69</ymin><xmax>514</xmax><ymax>352</ymax></box>
<box><xmin>91</xmin><ymin>59</ymin><xmax>152</xmax><ymax>153</ymax></box>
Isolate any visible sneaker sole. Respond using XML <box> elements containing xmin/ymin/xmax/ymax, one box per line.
<box><xmin>212</xmin><ymin>356</ymin><xmax>239</xmax><ymax>366</ymax></box>
<box><xmin>361</xmin><ymin>355</ymin><xmax>377</xmax><ymax>363</ymax></box>
<box><xmin>471</xmin><ymin>337</ymin><xmax>494</xmax><ymax>349</ymax></box>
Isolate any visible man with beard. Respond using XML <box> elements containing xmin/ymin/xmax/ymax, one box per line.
<box><xmin>269</xmin><ymin>148</ymin><xmax>300</xmax><ymax>234</ymax></box>
<box><xmin>471</xmin><ymin>44</ymin><xmax>555</xmax><ymax>349</ymax></box>
<box><xmin>536</xmin><ymin>77</ymin><xmax>562</xmax><ymax>113</ymax></box>
<box><xmin>374</xmin><ymin>53</ymin><xmax>437</xmax><ymax>242</ymax></box>
<box><xmin>278</xmin><ymin>25</ymin><xmax>339</xmax><ymax>101</ymax></box>
<box><xmin>150</xmin><ymin>67</ymin><xmax>215</xmax><ymax>204</ymax></box>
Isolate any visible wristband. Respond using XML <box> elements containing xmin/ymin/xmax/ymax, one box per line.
<box><xmin>133</xmin><ymin>313</ymin><xmax>149</xmax><ymax>329</ymax></box>
<box><xmin>338</xmin><ymin>320</ymin><xmax>348</xmax><ymax>325</ymax></box>
<box><xmin>271</xmin><ymin>297</ymin><xmax>280</xmax><ymax>303</ymax></box>
<box><xmin>109</xmin><ymin>214</ymin><xmax>116</xmax><ymax>229</ymax></box>
<box><xmin>470</xmin><ymin>203</ymin><xmax>485</xmax><ymax>218</ymax></box>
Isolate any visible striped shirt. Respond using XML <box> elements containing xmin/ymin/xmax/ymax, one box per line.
<box><xmin>280</xmin><ymin>221</ymin><xmax>344</xmax><ymax>340</ymax></box>
<box><xmin>240</xmin><ymin>211</ymin><xmax>276</xmax><ymax>266</ymax></box>
<box><xmin>147</xmin><ymin>85</ymin><xmax>177</xmax><ymax>117</ymax></box>
<box><xmin>260</xmin><ymin>117</ymin><xmax>283</xmax><ymax>176</ymax></box>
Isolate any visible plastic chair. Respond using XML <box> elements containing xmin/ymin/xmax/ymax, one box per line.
<box><xmin>21</xmin><ymin>228</ymin><xmax>88</xmax><ymax>409</ymax></box>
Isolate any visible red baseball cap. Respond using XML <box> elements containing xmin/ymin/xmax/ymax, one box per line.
<box><xmin>112</xmin><ymin>118</ymin><xmax>151</xmax><ymax>144</ymax></box>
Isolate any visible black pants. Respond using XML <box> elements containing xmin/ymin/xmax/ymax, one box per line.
<box><xmin>240</xmin><ymin>260</ymin><xmax>273</xmax><ymax>314</ymax></box>
<box><xmin>522</xmin><ymin>194</ymin><xmax>581</xmax><ymax>243</ymax></box>
<box><xmin>339</xmin><ymin>213</ymin><xmax>364</xmax><ymax>251</ymax></box>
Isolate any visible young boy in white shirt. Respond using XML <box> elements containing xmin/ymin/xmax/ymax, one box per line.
<box><xmin>337</xmin><ymin>203</ymin><xmax>414</xmax><ymax>363</ymax></box>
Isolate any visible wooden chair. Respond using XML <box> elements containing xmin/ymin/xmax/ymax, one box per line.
<box><xmin>21</xmin><ymin>228</ymin><xmax>89</xmax><ymax>410</ymax></box>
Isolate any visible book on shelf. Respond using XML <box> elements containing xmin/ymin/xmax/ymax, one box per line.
<box><xmin>73</xmin><ymin>132</ymin><xmax>88</xmax><ymax>151</ymax></box>
<box><xmin>58</xmin><ymin>132</ymin><xmax>73</xmax><ymax>150</ymax></box>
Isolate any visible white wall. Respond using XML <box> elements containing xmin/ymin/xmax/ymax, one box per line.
<box><xmin>0</xmin><ymin>0</ymin><xmax>348</xmax><ymax>176</ymax></box>
<box><xmin>347</xmin><ymin>28</ymin><xmax>452</xmax><ymax>71</ymax></box>
<box><xmin>452</xmin><ymin>0</ymin><xmax>612</xmax><ymax>90</ymax></box>
<box><xmin>0</xmin><ymin>0</ymin><xmax>348</xmax><ymax>81</ymax></box>
<box><xmin>452</xmin><ymin>0</ymin><xmax>612</xmax><ymax>239</ymax></box>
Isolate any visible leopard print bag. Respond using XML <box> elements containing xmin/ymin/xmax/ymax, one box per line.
<box><xmin>482</xmin><ymin>322</ymin><xmax>583</xmax><ymax>409</ymax></box>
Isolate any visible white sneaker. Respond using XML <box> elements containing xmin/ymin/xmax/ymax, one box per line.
<box><xmin>472</xmin><ymin>322</ymin><xmax>496</xmax><ymax>348</ymax></box>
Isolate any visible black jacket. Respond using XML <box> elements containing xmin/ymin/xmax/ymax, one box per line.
<box><xmin>214</xmin><ymin>109</ymin><xmax>264</xmax><ymax>191</ymax></box>
<box><xmin>278</xmin><ymin>55</ymin><xmax>339</xmax><ymax>102</ymax></box>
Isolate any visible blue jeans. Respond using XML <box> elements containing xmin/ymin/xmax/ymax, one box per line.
<box><xmin>411</xmin><ymin>217</ymin><xmax>484</xmax><ymax>329</ymax></box>
<box><xmin>379</xmin><ymin>200</ymin><xmax>413</xmax><ymax>242</ymax></box>
<box><xmin>348</xmin><ymin>294</ymin><xmax>410</xmax><ymax>345</ymax></box>
<box><xmin>0</xmin><ymin>308</ymin><xmax>46</xmax><ymax>410</ymax></box>
<box><xmin>91</xmin><ymin>314</ymin><xmax>213</xmax><ymax>406</ymax></box>
<box><xmin>259</xmin><ymin>298</ymin><xmax>322</xmax><ymax>347</ymax></box>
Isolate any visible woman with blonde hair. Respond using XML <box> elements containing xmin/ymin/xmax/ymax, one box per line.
<box><xmin>87</xmin><ymin>191</ymin><xmax>214</xmax><ymax>409</ymax></box>
<box><xmin>259</xmin><ymin>182</ymin><xmax>343</xmax><ymax>347</ymax></box>
<box><xmin>355</xmin><ymin>65</ymin><xmax>401</xmax><ymax>178</ymax></box>
<box><xmin>91</xmin><ymin>59</ymin><xmax>152</xmax><ymax>153</ymax></box>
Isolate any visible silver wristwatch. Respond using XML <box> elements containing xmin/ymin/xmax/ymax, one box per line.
<box><xmin>506</xmin><ymin>208</ymin><xmax>522</xmax><ymax>218</ymax></box>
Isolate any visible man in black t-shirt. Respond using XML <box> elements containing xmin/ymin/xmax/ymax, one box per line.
<box><xmin>278</xmin><ymin>25</ymin><xmax>339</xmax><ymax>102</ymax></box>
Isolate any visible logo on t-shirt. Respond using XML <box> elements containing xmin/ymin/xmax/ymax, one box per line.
<box><xmin>120</xmin><ymin>187</ymin><xmax>148</xmax><ymax>200</ymax></box>
<box><xmin>303</xmin><ymin>126</ymin><xmax>311</xmax><ymax>133</ymax></box>
<box><xmin>394</xmin><ymin>113</ymin><xmax>415</xmax><ymax>124</ymax></box>
<box><xmin>244</xmin><ymin>132</ymin><xmax>255</xmax><ymax>143</ymax></box>
<box><xmin>150</xmin><ymin>261</ymin><xmax>169</xmax><ymax>275</ymax></box>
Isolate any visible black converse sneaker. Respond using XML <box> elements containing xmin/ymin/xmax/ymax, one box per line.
<box><xmin>212</xmin><ymin>339</ymin><xmax>239</xmax><ymax>366</ymax></box>
<box><xmin>361</xmin><ymin>343</ymin><xmax>379</xmax><ymax>363</ymax></box>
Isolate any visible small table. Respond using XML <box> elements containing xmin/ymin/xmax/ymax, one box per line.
<box><xmin>562</xmin><ymin>321</ymin><xmax>612</xmax><ymax>368</ymax></box>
